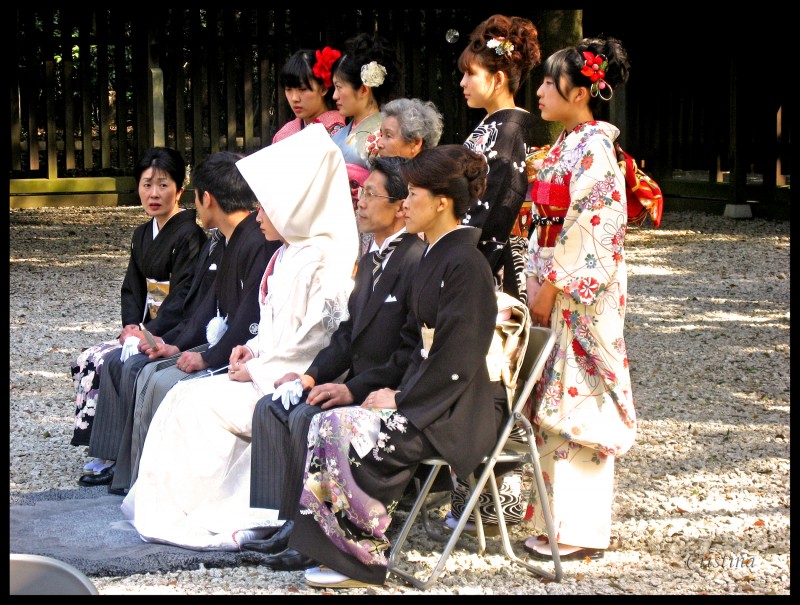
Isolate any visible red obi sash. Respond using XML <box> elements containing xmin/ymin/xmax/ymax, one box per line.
<box><xmin>531</xmin><ymin>180</ymin><xmax>571</xmax><ymax>247</ymax></box>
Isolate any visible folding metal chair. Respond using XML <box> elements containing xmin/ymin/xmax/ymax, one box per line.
<box><xmin>388</xmin><ymin>325</ymin><xmax>562</xmax><ymax>589</ymax></box>
<box><xmin>10</xmin><ymin>553</ymin><xmax>99</xmax><ymax>595</ymax></box>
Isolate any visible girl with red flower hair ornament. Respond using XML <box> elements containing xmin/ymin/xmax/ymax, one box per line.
<box><xmin>272</xmin><ymin>48</ymin><xmax>345</xmax><ymax>144</ymax></box>
<box><xmin>523</xmin><ymin>36</ymin><xmax>637</xmax><ymax>562</ymax></box>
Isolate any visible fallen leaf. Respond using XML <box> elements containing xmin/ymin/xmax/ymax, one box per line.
<box><xmin>753</xmin><ymin>519</ymin><xmax>766</xmax><ymax>527</ymax></box>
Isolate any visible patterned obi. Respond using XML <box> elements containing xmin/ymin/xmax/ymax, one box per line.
<box><xmin>145</xmin><ymin>278</ymin><xmax>170</xmax><ymax>320</ymax></box>
<box><xmin>531</xmin><ymin>180</ymin><xmax>571</xmax><ymax>247</ymax></box>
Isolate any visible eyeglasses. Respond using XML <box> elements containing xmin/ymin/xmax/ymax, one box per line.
<box><xmin>357</xmin><ymin>186</ymin><xmax>401</xmax><ymax>202</ymax></box>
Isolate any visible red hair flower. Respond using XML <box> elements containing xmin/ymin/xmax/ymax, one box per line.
<box><xmin>313</xmin><ymin>46</ymin><xmax>341</xmax><ymax>88</ymax></box>
<box><xmin>580</xmin><ymin>51</ymin><xmax>613</xmax><ymax>100</ymax></box>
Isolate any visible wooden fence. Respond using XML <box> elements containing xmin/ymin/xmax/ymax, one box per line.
<box><xmin>10</xmin><ymin>8</ymin><xmax>552</xmax><ymax>181</ymax></box>
<box><xmin>10</xmin><ymin>8</ymin><xmax>791</xmax><ymax>214</ymax></box>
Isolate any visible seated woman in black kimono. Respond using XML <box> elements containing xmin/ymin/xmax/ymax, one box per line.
<box><xmin>70</xmin><ymin>147</ymin><xmax>206</xmax><ymax>484</ymax></box>
<box><xmin>288</xmin><ymin>144</ymin><xmax>505</xmax><ymax>589</ymax></box>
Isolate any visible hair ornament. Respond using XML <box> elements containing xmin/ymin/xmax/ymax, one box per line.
<box><xmin>486</xmin><ymin>37</ymin><xmax>515</xmax><ymax>57</ymax></box>
<box><xmin>581</xmin><ymin>51</ymin><xmax>613</xmax><ymax>100</ymax></box>
<box><xmin>312</xmin><ymin>46</ymin><xmax>342</xmax><ymax>88</ymax></box>
<box><xmin>360</xmin><ymin>61</ymin><xmax>387</xmax><ymax>88</ymax></box>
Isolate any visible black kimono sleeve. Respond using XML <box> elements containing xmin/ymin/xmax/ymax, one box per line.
<box><xmin>143</xmin><ymin>211</ymin><xmax>207</xmax><ymax>335</ymax></box>
<box><xmin>395</xmin><ymin>252</ymin><xmax>496</xmax><ymax>429</ymax></box>
<box><xmin>118</xmin><ymin>211</ymin><xmax>206</xmax><ymax>332</ymax></box>
<box><xmin>476</xmin><ymin>119</ymin><xmax>533</xmax><ymax>272</ymax></box>
<box><xmin>119</xmin><ymin>221</ymin><xmax>152</xmax><ymax>328</ymax></box>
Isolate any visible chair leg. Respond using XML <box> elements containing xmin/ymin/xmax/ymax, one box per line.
<box><xmin>502</xmin><ymin>412</ymin><xmax>563</xmax><ymax>582</ymax></box>
<box><xmin>420</xmin><ymin>490</ymin><xmax>454</xmax><ymax>544</ymax></box>
<box><xmin>466</xmin><ymin>474</ymin><xmax>487</xmax><ymax>554</ymax></box>
<box><xmin>389</xmin><ymin>463</ymin><xmax>445</xmax><ymax>572</ymax></box>
<box><xmin>388</xmin><ymin>415</ymin><xmax>564</xmax><ymax>587</ymax></box>
<box><xmin>389</xmin><ymin>459</ymin><xmax>501</xmax><ymax>590</ymax></box>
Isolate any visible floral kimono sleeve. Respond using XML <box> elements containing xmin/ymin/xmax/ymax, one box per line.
<box><xmin>545</xmin><ymin>135</ymin><xmax>627</xmax><ymax>306</ymax></box>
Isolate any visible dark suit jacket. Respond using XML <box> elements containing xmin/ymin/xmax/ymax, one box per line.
<box><xmin>305</xmin><ymin>232</ymin><xmax>425</xmax><ymax>403</ymax></box>
<box><xmin>168</xmin><ymin>211</ymin><xmax>278</xmax><ymax>368</ymax></box>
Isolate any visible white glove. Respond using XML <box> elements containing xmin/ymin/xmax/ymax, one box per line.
<box><xmin>206</xmin><ymin>312</ymin><xmax>228</xmax><ymax>347</ymax></box>
<box><xmin>271</xmin><ymin>379</ymin><xmax>304</xmax><ymax>411</ymax></box>
<box><xmin>120</xmin><ymin>336</ymin><xmax>141</xmax><ymax>363</ymax></box>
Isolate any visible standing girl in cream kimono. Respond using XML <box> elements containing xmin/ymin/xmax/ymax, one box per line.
<box><xmin>121</xmin><ymin>124</ymin><xmax>357</xmax><ymax>551</ymax></box>
<box><xmin>524</xmin><ymin>37</ymin><xmax>637</xmax><ymax>561</ymax></box>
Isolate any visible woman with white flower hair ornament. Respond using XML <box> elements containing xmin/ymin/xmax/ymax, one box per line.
<box><xmin>447</xmin><ymin>12</ymin><xmax>544</xmax><ymax>537</ymax></box>
<box><xmin>120</xmin><ymin>124</ymin><xmax>358</xmax><ymax>551</ymax></box>
<box><xmin>459</xmin><ymin>14</ymin><xmax>542</xmax><ymax>302</ymax></box>
<box><xmin>330</xmin><ymin>32</ymin><xmax>401</xmax><ymax>262</ymax></box>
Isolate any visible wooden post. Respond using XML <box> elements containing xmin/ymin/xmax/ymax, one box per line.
<box><xmin>147</xmin><ymin>19</ymin><xmax>165</xmax><ymax>148</ymax></box>
<box><xmin>729</xmin><ymin>55</ymin><xmax>746</xmax><ymax>205</ymax></box>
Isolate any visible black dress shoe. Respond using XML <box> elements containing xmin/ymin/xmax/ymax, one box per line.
<box><xmin>77</xmin><ymin>465</ymin><xmax>114</xmax><ymax>486</ymax></box>
<box><xmin>241</xmin><ymin>520</ymin><xmax>294</xmax><ymax>555</ymax></box>
<box><xmin>262</xmin><ymin>548</ymin><xmax>316</xmax><ymax>571</ymax></box>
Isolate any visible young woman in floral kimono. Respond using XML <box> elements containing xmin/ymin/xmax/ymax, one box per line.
<box><xmin>330</xmin><ymin>32</ymin><xmax>400</xmax><ymax>261</ymax></box>
<box><xmin>523</xmin><ymin>36</ymin><xmax>637</xmax><ymax>561</ymax></box>
<box><xmin>271</xmin><ymin>47</ymin><xmax>345</xmax><ymax>144</ymax></box>
<box><xmin>288</xmin><ymin>145</ymin><xmax>504</xmax><ymax>589</ymax></box>
<box><xmin>70</xmin><ymin>147</ymin><xmax>206</xmax><ymax>483</ymax></box>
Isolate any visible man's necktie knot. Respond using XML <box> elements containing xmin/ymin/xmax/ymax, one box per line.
<box><xmin>372</xmin><ymin>235</ymin><xmax>404</xmax><ymax>289</ymax></box>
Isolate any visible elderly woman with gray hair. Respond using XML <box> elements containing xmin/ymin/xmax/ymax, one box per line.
<box><xmin>377</xmin><ymin>97</ymin><xmax>444</xmax><ymax>159</ymax></box>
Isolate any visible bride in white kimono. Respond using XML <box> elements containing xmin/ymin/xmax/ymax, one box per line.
<box><xmin>121</xmin><ymin>124</ymin><xmax>358</xmax><ymax>550</ymax></box>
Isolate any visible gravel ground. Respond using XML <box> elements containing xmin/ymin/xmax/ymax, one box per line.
<box><xmin>9</xmin><ymin>206</ymin><xmax>790</xmax><ymax>595</ymax></box>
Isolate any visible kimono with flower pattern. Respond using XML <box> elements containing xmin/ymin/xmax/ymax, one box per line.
<box><xmin>289</xmin><ymin>227</ymin><xmax>501</xmax><ymax>586</ymax></box>
<box><xmin>463</xmin><ymin>107</ymin><xmax>537</xmax><ymax>298</ymax></box>
<box><xmin>70</xmin><ymin>210</ymin><xmax>206</xmax><ymax>446</ymax></box>
<box><xmin>525</xmin><ymin>120</ymin><xmax>637</xmax><ymax>549</ymax></box>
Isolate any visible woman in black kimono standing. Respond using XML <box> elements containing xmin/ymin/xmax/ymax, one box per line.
<box><xmin>288</xmin><ymin>145</ymin><xmax>504</xmax><ymax>589</ymax></box>
<box><xmin>453</xmin><ymin>12</ymin><xmax>543</xmax><ymax>532</ymax></box>
<box><xmin>459</xmin><ymin>13</ymin><xmax>541</xmax><ymax>301</ymax></box>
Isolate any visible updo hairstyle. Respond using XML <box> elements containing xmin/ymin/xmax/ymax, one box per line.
<box><xmin>457</xmin><ymin>14</ymin><xmax>541</xmax><ymax>95</ymax></box>
<box><xmin>399</xmin><ymin>145</ymin><xmax>488</xmax><ymax>219</ymax></box>
<box><xmin>543</xmin><ymin>36</ymin><xmax>630</xmax><ymax>113</ymax></box>
<box><xmin>332</xmin><ymin>32</ymin><xmax>401</xmax><ymax>106</ymax></box>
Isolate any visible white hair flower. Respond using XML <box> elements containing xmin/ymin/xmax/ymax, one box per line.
<box><xmin>486</xmin><ymin>38</ymin><xmax>514</xmax><ymax>56</ymax></box>
<box><xmin>360</xmin><ymin>61</ymin><xmax>387</xmax><ymax>88</ymax></box>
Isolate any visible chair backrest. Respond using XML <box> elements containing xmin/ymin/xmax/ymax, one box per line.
<box><xmin>9</xmin><ymin>553</ymin><xmax>99</xmax><ymax>595</ymax></box>
<box><xmin>508</xmin><ymin>326</ymin><xmax>556</xmax><ymax>419</ymax></box>
<box><xmin>487</xmin><ymin>292</ymin><xmax>531</xmax><ymax>404</ymax></box>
